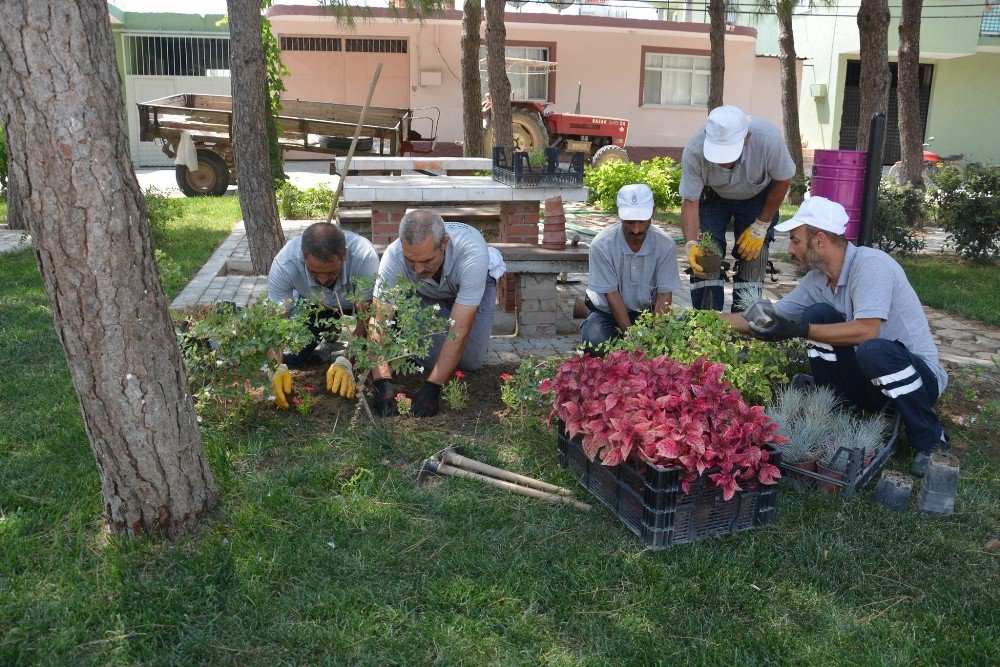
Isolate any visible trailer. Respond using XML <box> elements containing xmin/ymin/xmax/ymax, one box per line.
<box><xmin>137</xmin><ymin>94</ymin><xmax>438</xmax><ymax>196</ymax></box>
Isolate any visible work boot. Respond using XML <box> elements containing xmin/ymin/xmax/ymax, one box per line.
<box><xmin>791</xmin><ymin>374</ymin><xmax>816</xmax><ymax>391</ymax></box>
<box><xmin>912</xmin><ymin>433</ymin><xmax>951</xmax><ymax>477</ymax></box>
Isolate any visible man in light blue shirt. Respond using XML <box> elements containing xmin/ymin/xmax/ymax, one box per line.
<box><xmin>722</xmin><ymin>197</ymin><xmax>949</xmax><ymax>476</ymax></box>
<box><xmin>581</xmin><ymin>183</ymin><xmax>683</xmax><ymax>350</ymax></box>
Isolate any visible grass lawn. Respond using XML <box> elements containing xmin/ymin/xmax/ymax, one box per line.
<box><xmin>2</xmin><ymin>201</ymin><xmax>998</xmax><ymax>664</ymax></box>
<box><xmin>899</xmin><ymin>254</ymin><xmax>1000</xmax><ymax>327</ymax></box>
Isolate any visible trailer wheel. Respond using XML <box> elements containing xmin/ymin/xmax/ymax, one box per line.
<box><xmin>592</xmin><ymin>145</ymin><xmax>629</xmax><ymax>167</ymax></box>
<box><xmin>176</xmin><ymin>149</ymin><xmax>230</xmax><ymax>197</ymax></box>
<box><xmin>485</xmin><ymin>110</ymin><xmax>550</xmax><ymax>152</ymax></box>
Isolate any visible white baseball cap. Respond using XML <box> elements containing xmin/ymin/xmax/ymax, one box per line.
<box><xmin>703</xmin><ymin>105</ymin><xmax>750</xmax><ymax>164</ymax></box>
<box><xmin>774</xmin><ymin>196</ymin><xmax>849</xmax><ymax>235</ymax></box>
<box><xmin>616</xmin><ymin>183</ymin><xmax>654</xmax><ymax>221</ymax></box>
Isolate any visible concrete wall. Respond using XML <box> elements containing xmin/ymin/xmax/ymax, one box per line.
<box><xmin>268</xmin><ymin>9</ymin><xmax>788</xmax><ymax>150</ymax></box>
<box><xmin>924</xmin><ymin>51</ymin><xmax>1000</xmax><ymax>162</ymax></box>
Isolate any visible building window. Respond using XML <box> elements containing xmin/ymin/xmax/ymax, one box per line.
<box><xmin>345</xmin><ymin>38</ymin><xmax>407</xmax><ymax>53</ymax></box>
<box><xmin>479</xmin><ymin>45</ymin><xmax>550</xmax><ymax>102</ymax></box>
<box><xmin>642</xmin><ymin>52</ymin><xmax>710</xmax><ymax>108</ymax></box>
<box><xmin>280</xmin><ymin>37</ymin><xmax>341</xmax><ymax>52</ymax></box>
<box><xmin>123</xmin><ymin>34</ymin><xmax>230</xmax><ymax>77</ymax></box>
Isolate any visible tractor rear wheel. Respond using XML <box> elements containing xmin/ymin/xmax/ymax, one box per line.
<box><xmin>176</xmin><ymin>149</ymin><xmax>230</xmax><ymax>197</ymax></box>
<box><xmin>485</xmin><ymin>110</ymin><xmax>550</xmax><ymax>152</ymax></box>
<box><xmin>592</xmin><ymin>145</ymin><xmax>629</xmax><ymax>167</ymax></box>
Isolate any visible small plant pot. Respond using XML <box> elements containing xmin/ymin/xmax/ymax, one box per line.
<box><xmin>816</xmin><ymin>462</ymin><xmax>845</xmax><ymax>496</ymax></box>
<box><xmin>872</xmin><ymin>470</ymin><xmax>913</xmax><ymax>512</ymax></box>
<box><xmin>918</xmin><ymin>452</ymin><xmax>959</xmax><ymax>515</ymax></box>
<box><xmin>698</xmin><ymin>253</ymin><xmax>723</xmax><ymax>275</ymax></box>
<box><xmin>786</xmin><ymin>458</ymin><xmax>817</xmax><ymax>489</ymax></box>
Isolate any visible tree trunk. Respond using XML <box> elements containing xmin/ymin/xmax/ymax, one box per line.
<box><xmin>708</xmin><ymin>0</ymin><xmax>726</xmax><ymax>110</ymax></box>
<box><xmin>897</xmin><ymin>0</ymin><xmax>924</xmax><ymax>186</ymax></box>
<box><xmin>485</xmin><ymin>0</ymin><xmax>513</xmax><ymax>152</ymax></box>
<box><xmin>0</xmin><ymin>0</ymin><xmax>219</xmax><ymax>537</ymax></box>
<box><xmin>856</xmin><ymin>0</ymin><xmax>891</xmax><ymax>151</ymax></box>
<box><xmin>227</xmin><ymin>0</ymin><xmax>284</xmax><ymax>275</ymax></box>
<box><xmin>5</xmin><ymin>163</ymin><xmax>24</xmax><ymax>230</ymax></box>
<box><xmin>777</xmin><ymin>4</ymin><xmax>805</xmax><ymax>204</ymax></box>
<box><xmin>461</xmin><ymin>1</ymin><xmax>486</xmax><ymax>157</ymax></box>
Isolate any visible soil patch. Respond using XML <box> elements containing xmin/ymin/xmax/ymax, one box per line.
<box><xmin>287</xmin><ymin>361</ymin><xmax>521</xmax><ymax>433</ymax></box>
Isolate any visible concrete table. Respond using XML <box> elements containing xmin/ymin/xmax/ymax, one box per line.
<box><xmin>330</xmin><ymin>156</ymin><xmax>493</xmax><ymax>176</ymax></box>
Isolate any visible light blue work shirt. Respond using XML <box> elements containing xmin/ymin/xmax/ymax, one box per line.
<box><xmin>586</xmin><ymin>223</ymin><xmax>683</xmax><ymax>313</ymax></box>
<box><xmin>267</xmin><ymin>232</ymin><xmax>380</xmax><ymax>311</ymax></box>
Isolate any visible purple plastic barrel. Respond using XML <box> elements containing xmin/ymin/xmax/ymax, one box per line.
<box><xmin>810</xmin><ymin>149</ymin><xmax>867</xmax><ymax>242</ymax></box>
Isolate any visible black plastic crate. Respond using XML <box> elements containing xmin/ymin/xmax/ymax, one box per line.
<box><xmin>557</xmin><ymin>422</ymin><xmax>780</xmax><ymax>550</ymax></box>
<box><xmin>778</xmin><ymin>406</ymin><xmax>903</xmax><ymax>499</ymax></box>
<box><xmin>491</xmin><ymin>147</ymin><xmax>584</xmax><ymax>188</ymax></box>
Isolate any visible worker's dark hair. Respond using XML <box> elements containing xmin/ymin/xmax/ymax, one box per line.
<box><xmin>301</xmin><ymin>222</ymin><xmax>347</xmax><ymax>262</ymax></box>
<box><xmin>805</xmin><ymin>225</ymin><xmax>848</xmax><ymax>247</ymax></box>
<box><xmin>400</xmin><ymin>210</ymin><xmax>446</xmax><ymax>247</ymax></box>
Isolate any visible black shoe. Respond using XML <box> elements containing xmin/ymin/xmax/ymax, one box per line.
<box><xmin>791</xmin><ymin>374</ymin><xmax>816</xmax><ymax>390</ymax></box>
<box><xmin>912</xmin><ymin>433</ymin><xmax>951</xmax><ymax>477</ymax></box>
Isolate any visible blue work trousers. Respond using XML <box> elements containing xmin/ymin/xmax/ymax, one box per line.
<box><xmin>800</xmin><ymin>303</ymin><xmax>945</xmax><ymax>453</ymax></box>
<box><xmin>690</xmin><ymin>185</ymin><xmax>778</xmax><ymax>312</ymax></box>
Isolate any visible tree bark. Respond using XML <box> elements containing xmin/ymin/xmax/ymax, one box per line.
<box><xmin>461</xmin><ymin>1</ymin><xmax>486</xmax><ymax>157</ymax></box>
<box><xmin>708</xmin><ymin>0</ymin><xmax>726</xmax><ymax>110</ymax></box>
<box><xmin>777</xmin><ymin>3</ymin><xmax>805</xmax><ymax>203</ymax></box>
<box><xmin>485</xmin><ymin>0</ymin><xmax>513</xmax><ymax>151</ymax></box>
<box><xmin>227</xmin><ymin>0</ymin><xmax>284</xmax><ymax>275</ymax></box>
<box><xmin>897</xmin><ymin>0</ymin><xmax>924</xmax><ymax>186</ymax></box>
<box><xmin>5</xmin><ymin>162</ymin><xmax>25</xmax><ymax>230</ymax></box>
<box><xmin>856</xmin><ymin>0</ymin><xmax>891</xmax><ymax>151</ymax></box>
<box><xmin>0</xmin><ymin>1</ymin><xmax>219</xmax><ymax>537</ymax></box>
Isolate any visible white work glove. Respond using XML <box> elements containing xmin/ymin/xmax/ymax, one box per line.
<box><xmin>736</xmin><ymin>219</ymin><xmax>770</xmax><ymax>260</ymax></box>
<box><xmin>685</xmin><ymin>239</ymin><xmax>706</xmax><ymax>277</ymax></box>
<box><xmin>326</xmin><ymin>356</ymin><xmax>356</xmax><ymax>399</ymax></box>
<box><xmin>269</xmin><ymin>363</ymin><xmax>292</xmax><ymax>410</ymax></box>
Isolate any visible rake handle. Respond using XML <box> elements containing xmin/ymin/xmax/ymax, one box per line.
<box><xmin>440</xmin><ymin>450</ymin><xmax>573</xmax><ymax>496</ymax></box>
<box><xmin>433</xmin><ymin>461</ymin><xmax>591</xmax><ymax>512</ymax></box>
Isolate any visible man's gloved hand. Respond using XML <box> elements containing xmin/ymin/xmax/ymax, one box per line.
<box><xmin>685</xmin><ymin>240</ymin><xmax>706</xmax><ymax>277</ymax></box>
<box><xmin>748</xmin><ymin>302</ymin><xmax>809</xmax><ymax>342</ymax></box>
<box><xmin>326</xmin><ymin>356</ymin><xmax>356</xmax><ymax>398</ymax></box>
<box><xmin>372</xmin><ymin>378</ymin><xmax>400</xmax><ymax>417</ymax></box>
<box><xmin>269</xmin><ymin>363</ymin><xmax>292</xmax><ymax>410</ymax></box>
<box><xmin>411</xmin><ymin>381</ymin><xmax>442</xmax><ymax>418</ymax></box>
<box><xmin>736</xmin><ymin>219</ymin><xmax>771</xmax><ymax>260</ymax></box>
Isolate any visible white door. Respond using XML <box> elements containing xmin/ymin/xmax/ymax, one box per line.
<box><xmin>128</xmin><ymin>77</ymin><xmax>176</xmax><ymax>167</ymax></box>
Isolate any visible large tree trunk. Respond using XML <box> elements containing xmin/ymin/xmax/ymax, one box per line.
<box><xmin>856</xmin><ymin>0</ymin><xmax>891</xmax><ymax>150</ymax></box>
<box><xmin>485</xmin><ymin>0</ymin><xmax>513</xmax><ymax>151</ymax></box>
<box><xmin>708</xmin><ymin>0</ymin><xmax>726</xmax><ymax>110</ymax></box>
<box><xmin>5</xmin><ymin>162</ymin><xmax>25</xmax><ymax>230</ymax></box>
<box><xmin>777</xmin><ymin>4</ymin><xmax>805</xmax><ymax>204</ymax></box>
<box><xmin>461</xmin><ymin>1</ymin><xmax>486</xmax><ymax>157</ymax></box>
<box><xmin>897</xmin><ymin>0</ymin><xmax>924</xmax><ymax>186</ymax></box>
<box><xmin>0</xmin><ymin>1</ymin><xmax>219</xmax><ymax>537</ymax></box>
<box><xmin>227</xmin><ymin>0</ymin><xmax>284</xmax><ymax>275</ymax></box>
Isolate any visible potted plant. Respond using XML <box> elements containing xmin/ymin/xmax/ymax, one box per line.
<box><xmin>696</xmin><ymin>233</ymin><xmax>723</xmax><ymax>275</ymax></box>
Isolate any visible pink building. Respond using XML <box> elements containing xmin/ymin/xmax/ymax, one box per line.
<box><xmin>266</xmin><ymin>5</ymin><xmax>798</xmax><ymax>157</ymax></box>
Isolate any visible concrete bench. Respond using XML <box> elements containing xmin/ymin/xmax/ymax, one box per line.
<box><xmin>330</xmin><ymin>156</ymin><xmax>493</xmax><ymax>176</ymax></box>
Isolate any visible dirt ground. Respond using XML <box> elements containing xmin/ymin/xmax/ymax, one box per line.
<box><xmin>287</xmin><ymin>361</ymin><xmax>521</xmax><ymax>433</ymax></box>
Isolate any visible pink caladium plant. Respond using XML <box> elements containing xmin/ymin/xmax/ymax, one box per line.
<box><xmin>541</xmin><ymin>350</ymin><xmax>786</xmax><ymax>500</ymax></box>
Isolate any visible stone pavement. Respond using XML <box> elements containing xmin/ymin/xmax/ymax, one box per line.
<box><xmin>0</xmin><ymin>227</ymin><xmax>30</xmax><ymax>253</ymax></box>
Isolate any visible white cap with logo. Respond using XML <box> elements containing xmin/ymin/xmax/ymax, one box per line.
<box><xmin>703</xmin><ymin>105</ymin><xmax>750</xmax><ymax>164</ymax></box>
<box><xmin>616</xmin><ymin>183</ymin><xmax>654</xmax><ymax>221</ymax></box>
<box><xmin>774</xmin><ymin>196</ymin><xmax>849</xmax><ymax>235</ymax></box>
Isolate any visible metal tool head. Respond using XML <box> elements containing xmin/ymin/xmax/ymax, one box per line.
<box><xmin>415</xmin><ymin>458</ymin><xmax>442</xmax><ymax>488</ymax></box>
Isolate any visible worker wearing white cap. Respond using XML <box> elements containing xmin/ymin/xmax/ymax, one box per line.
<box><xmin>721</xmin><ymin>196</ymin><xmax>949</xmax><ymax>477</ymax></box>
<box><xmin>680</xmin><ymin>105</ymin><xmax>796</xmax><ymax>312</ymax></box>
<box><xmin>581</xmin><ymin>183</ymin><xmax>683</xmax><ymax>350</ymax></box>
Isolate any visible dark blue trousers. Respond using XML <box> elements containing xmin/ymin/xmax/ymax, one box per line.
<box><xmin>283</xmin><ymin>307</ymin><xmax>346</xmax><ymax>367</ymax></box>
<box><xmin>690</xmin><ymin>186</ymin><xmax>778</xmax><ymax>312</ymax></box>
<box><xmin>800</xmin><ymin>303</ymin><xmax>945</xmax><ymax>453</ymax></box>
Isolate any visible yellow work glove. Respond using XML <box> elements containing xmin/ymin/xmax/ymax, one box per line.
<box><xmin>326</xmin><ymin>356</ymin><xmax>356</xmax><ymax>399</ymax></box>
<box><xmin>269</xmin><ymin>363</ymin><xmax>292</xmax><ymax>410</ymax></box>
<box><xmin>736</xmin><ymin>219</ymin><xmax>771</xmax><ymax>260</ymax></box>
<box><xmin>686</xmin><ymin>240</ymin><xmax>706</xmax><ymax>277</ymax></box>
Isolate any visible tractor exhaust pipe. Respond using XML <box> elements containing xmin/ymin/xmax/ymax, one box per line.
<box><xmin>574</xmin><ymin>81</ymin><xmax>582</xmax><ymax>115</ymax></box>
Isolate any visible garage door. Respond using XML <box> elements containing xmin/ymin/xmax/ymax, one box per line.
<box><xmin>280</xmin><ymin>36</ymin><xmax>410</xmax><ymax>109</ymax></box>
<box><xmin>121</xmin><ymin>33</ymin><xmax>233</xmax><ymax>167</ymax></box>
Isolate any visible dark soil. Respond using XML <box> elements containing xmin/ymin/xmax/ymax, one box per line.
<box><xmin>286</xmin><ymin>361</ymin><xmax>521</xmax><ymax>433</ymax></box>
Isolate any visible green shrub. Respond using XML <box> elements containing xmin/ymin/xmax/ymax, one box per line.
<box><xmin>500</xmin><ymin>355</ymin><xmax>564</xmax><ymax>419</ymax></box>
<box><xmin>873</xmin><ymin>180</ymin><xmax>926</xmax><ymax>256</ymax></box>
<box><xmin>601</xmin><ymin>308</ymin><xmax>802</xmax><ymax>405</ymax></box>
<box><xmin>930</xmin><ymin>162</ymin><xmax>1000</xmax><ymax>261</ymax></box>
<box><xmin>584</xmin><ymin>156</ymin><xmax>681</xmax><ymax>213</ymax></box>
<box><xmin>144</xmin><ymin>186</ymin><xmax>181</xmax><ymax>242</ymax></box>
<box><xmin>277</xmin><ymin>182</ymin><xmax>335</xmax><ymax>219</ymax></box>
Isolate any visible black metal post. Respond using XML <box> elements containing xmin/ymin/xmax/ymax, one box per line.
<box><xmin>858</xmin><ymin>112</ymin><xmax>887</xmax><ymax>247</ymax></box>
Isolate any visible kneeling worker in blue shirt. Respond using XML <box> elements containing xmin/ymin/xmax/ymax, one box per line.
<box><xmin>721</xmin><ymin>196</ymin><xmax>950</xmax><ymax>476</ymax></box>
<box><xmin>581</xmin><ymin>183</ymin><xmax>683</xmax><ymax>350</ymax></box>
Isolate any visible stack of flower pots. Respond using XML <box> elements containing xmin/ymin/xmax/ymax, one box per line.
<box><xmin>542</xmin><ymin>196</ymin><xmax>567</xmax><ymax>250</ymax></box>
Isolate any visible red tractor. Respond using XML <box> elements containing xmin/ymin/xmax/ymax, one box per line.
<box><xmin>482</xmin><ymin>93</ymin><xmax>630</xmax><ymax>167</ymax></box>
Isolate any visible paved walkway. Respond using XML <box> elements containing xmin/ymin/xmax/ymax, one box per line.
<box><xmin>0</xmin><ymin>227</ymin><xmax>30</xmax><ymax>253</ymax></box>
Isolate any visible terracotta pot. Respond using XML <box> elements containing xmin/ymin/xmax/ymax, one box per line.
<box><xmin>698</xmin><ymin>253</ymin><xmax>723</xmax><ymax>275</ymax></box>
<box><xmin>785</xmin><ymin>458</ymin><xmax>817</xmax><ymax>490</ymax></box>
<box><xmin>542</xmin><ymin>199</ymin><xmax>566</xmax><ymax>250</ymax></box>
<box><xmin>816</xmin><ymin>462</ymin><xmax>845</xmax><ymax>496</ymax></box>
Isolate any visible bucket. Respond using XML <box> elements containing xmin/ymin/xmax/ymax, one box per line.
<box><xmin>811</xmin><ymin>149</ymin><xmax>866</xmax><ymax>242</ymax></box>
